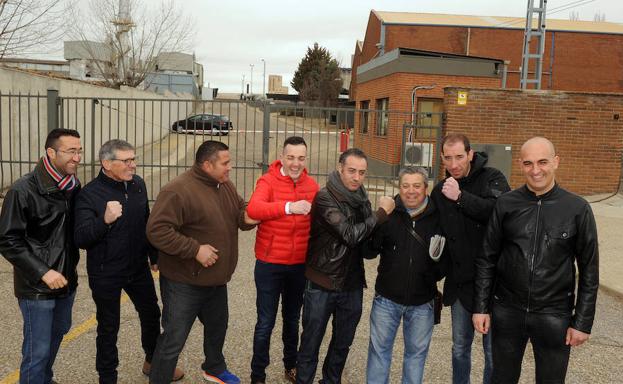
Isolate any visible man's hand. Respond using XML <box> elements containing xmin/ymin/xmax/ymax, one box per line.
<box><xmin>290</xmin><ymin>200</ymin><xmax>312</xmax><ymax>215</ymax></box>
<box><xmin>442</xmin><ymin>177</ymin><xmax>461</xmax><ymax>201</ymax></box>
<box><xmin>244</xmin><ymin>211</ymin><xmax>260</xmax><ymax>225</ymax></box>
<box><xmin>566</xmin><ymin>327</ymin><xmax>589</xmax><ymax>346</ymax></box>
<box><xmin>41</xmin><ymin>270</ymin><xmax>68</xmax><ymax>290</ymax></box>
<box><xmin>378</xmin><ymin>196</ymin><xmax>396</xmax><ymax>215</ymax></box>
<box><xmin>196</xmin><ymin>244</ymin><xmax>219</xmax><ymax>268</ymax></box>
<box><xmin>104</xmin><ymin>201</ymin><xmax>123</xmax><ymax>224</ymax></box>
<box><xmin>473</xmin><ymin>313</ymin><xmax>490</xmax><ymax>334</ymax></box>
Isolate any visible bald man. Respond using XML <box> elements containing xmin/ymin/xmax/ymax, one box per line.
<box><xmin>472</xmin><ymin>137</ymin><xmax>599</xmax><ymax>383</ymax></box>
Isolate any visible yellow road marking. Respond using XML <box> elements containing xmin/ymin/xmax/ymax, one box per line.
<box><xmin>1</xmin><ymin>290</ymin><xmax>136</xmax><ymax>384</ymax></box>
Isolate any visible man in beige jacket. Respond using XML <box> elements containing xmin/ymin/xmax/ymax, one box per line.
<box><xmin>146</xmin><ymin>140</ymin><xmax>257</xmax><ymax>384</ymax></box>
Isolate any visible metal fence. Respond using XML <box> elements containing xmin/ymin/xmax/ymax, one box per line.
<box><xmin>0</xmin><ymin>91</ymin><xmax>442</xmax><ymax>205</ymax></box>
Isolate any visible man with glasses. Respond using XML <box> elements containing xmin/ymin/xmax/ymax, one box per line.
<box><xmin>0</xmin><ymin>128</ymin><xmax>82</xmax><ymax>384</ymax></box>
<box><xmin>74</xmin><ymin>139</ymin><xmax>183</xmax><ymax>383</ymax></box>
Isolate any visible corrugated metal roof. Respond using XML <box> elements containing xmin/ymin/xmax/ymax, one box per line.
<box><xmin>373</xmin><ymin>10</ymin><xmax>623</xmax><ymax>35</ymax></box>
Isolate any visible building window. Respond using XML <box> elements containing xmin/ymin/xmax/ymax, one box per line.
<box><xmin>359</xmin><ymin>100</ymin><xmax>369</xmax><ymax>134</ymax></box>
<box><xmin>376</xmin><ymin>98</ymin><xmax>389</xmax><ymax>136</ymax></box>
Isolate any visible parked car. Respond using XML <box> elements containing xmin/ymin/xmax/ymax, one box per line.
<box><xmin>171</xmin><ymin>114</ymin><xmax>233</xmax><ymax>135</ymax></box>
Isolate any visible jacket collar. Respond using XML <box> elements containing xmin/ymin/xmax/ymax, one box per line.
<box><xmin>97</xmin><ymin>169</ymin><xmax>134</xmax><ymax>189</ymax></box>
<box><xmin>191</xmin><ymin>163</ymin><xmax>221</xmax><ymax>188</ymax></box>
<box><xmin>33</xmin><ymin>157</ymin><xmax>61</xmax><ymax>195</ymax></box>
<box><xmin>394</xmin><ymin>194</ymin><xmax>435</xmax><ymax>219</ymax></box>
<box><xmin>520</xmin><ymin>182</ymin><xmax>560</xmax><ymax>200</ymax></box>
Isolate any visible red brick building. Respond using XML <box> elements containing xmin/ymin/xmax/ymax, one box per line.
<box><xmin>350</xmin><ymin>10</ymin><xmax>623</xmax><ymax>178</ymax></box>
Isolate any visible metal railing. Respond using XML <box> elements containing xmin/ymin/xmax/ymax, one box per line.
<box><xmin>0</xmin><ymin>92</ymin><xmax>442</xmax><ymax>205</ymax></box>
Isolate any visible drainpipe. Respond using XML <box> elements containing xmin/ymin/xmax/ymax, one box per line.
<box><xmin>411</xmin><ymin>84</ymin><xmax>436</xmax><ymax>125</ymax></box>
<box><xmin>502</xmin><ymin>60</ymin><xmax>510</xmax><ymax>89</ymax></box>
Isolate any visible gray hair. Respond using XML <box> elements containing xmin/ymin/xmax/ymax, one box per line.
<box><xmin>99</xmin><ymin>139</ymin><xmax>135</xmax><ymax>161</ymax></box>
<box><xmin>398</xmin><ymin>166</ymin><xmax>429</xmax><ymax>186</ymax></box>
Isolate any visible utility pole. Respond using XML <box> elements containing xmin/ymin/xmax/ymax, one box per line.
<box><xmin>250</xmin><ymin>64</ymin><xmax>254</xmax><ymax>95</ymax></box>
<box><xmin>261</xmin><ymin>58</ymin><xmax>266</xmax><ymax>96</ymax></box>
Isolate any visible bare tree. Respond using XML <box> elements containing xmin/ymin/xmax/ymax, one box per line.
<box><xmin>569</xmin><ymin>11</ymin><xmax>579</xmax><ymax>21</ymax></box>
<box><xmin>67</xmin><ymin>0</ymin><xmax>196</xmax><ymax>88</ymax></box>
<box><xmin>0</xmin><ymin>0</ymin><xmax>67</xmax><ymax>58</ymax></box>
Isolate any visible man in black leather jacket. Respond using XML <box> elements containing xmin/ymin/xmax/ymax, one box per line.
<box><xmin>473</xmin><ymin>137</ymin><xmax>599</xmax><ymax>384</ymax></box>
<box><xmin>296</xmin><ymin>148</ymin><xmax>395</xmax><ymax>384</ymax></box>
<box><xmin>431</xmin><ymin>133</ymin><xmax>510</xmax><ymax>384</ymax></box>
<box><xmin>0</xmin><ymin>128</ymin><xmax>82</xmax><ymax>384</ymax></box>
<box><xmin>74</xmin><ymin>140</ymin><xmax>183</xmax><ymax>383</ymax></box>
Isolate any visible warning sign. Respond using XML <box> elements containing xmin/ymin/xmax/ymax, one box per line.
<box><xmin>457</xmin><ymin>91</ymin><xmax>468</xmax><ymax>105</ymax></box>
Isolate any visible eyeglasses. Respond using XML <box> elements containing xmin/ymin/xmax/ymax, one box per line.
<box><xmin>56</xmin><ymin>149</ymin><xmax>83</xmax><ymax>157</ymax></box>
<box><xmin>111</xmin><ymin>157</ymin><xmax>138</xmax><ymax>165</ymax></box>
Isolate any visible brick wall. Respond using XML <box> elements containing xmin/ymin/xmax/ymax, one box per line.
<box><xmin>355</xmin><ymin>12</ymin><xmax>623</xmax><ymax>94</ymax></box>
<box><xmin>353</xmin><ymin>73</ymin><xmax>501</xmax><ymax>165</ymax></box>
<box><xmin>443</xmin><ymin>87</ymin><xmax>623</xmax><ymax>195</ymax></box>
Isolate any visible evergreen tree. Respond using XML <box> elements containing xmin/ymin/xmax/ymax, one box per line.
<box><xmin>291</xmin><ymin>43</ymin><xmax>343</xmax><ymax>106</ymax></box>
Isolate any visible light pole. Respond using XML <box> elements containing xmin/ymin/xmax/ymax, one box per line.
<box><xmin>241</xmin><ymin>74</ymin><xmax>245</xmax><ymax>95</ymax></box>
<box><xmin>250</xmin><ymin>64</ymin><xmax>254</xmax><ymax>95</ymax></box>
<box><xmin>261</xmin><ymin>58</ymin><xmax>266</xmax><ymax>96</ymax></box>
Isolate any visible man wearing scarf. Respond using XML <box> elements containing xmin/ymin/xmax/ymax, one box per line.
<box><xmin>296</xmin><ymin>148</ymin><xmax>395</xmax><ymax>384</ymax></box>
<box><xmin>0</xmin><ymin>128</ymin><xmax>82</xmax><ymax>384</ymax></box>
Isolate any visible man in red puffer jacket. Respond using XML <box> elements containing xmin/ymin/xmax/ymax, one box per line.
<box><xmin>246</xmin><ymin>136</ymin><xmax>319</xmax><ymax>384</ymax></box>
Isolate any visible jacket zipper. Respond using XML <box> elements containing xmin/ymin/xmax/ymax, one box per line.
<box><xmin>527</xmin><ymin>199</ymin><xmax>542</xmax><ymax>312</ymax></box>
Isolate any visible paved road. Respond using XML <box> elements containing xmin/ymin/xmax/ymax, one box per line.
<box><xmin>1</xmin><ymin>227</ymin><xmax>622</xmax><ymax>384</ymax></box>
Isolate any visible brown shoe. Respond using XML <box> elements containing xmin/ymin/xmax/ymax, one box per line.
<box><xmin>284</xmin><ymin>367</ymin><xmax>296</xmax><ymax>383</ymax></box>
<box><xmin>142</xmin><ymin>361</ymin><xmax>185</xmax><ymax>382</ymax></box>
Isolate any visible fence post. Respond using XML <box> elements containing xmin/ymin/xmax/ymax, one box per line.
<box><xmin>47</xmin><ymin>89</ymin><xmax>59</xmax><ymax>132</ymax></box>
<box><xmin>261</xmin><ymin>102</ymin><xmax>271</xmax><ymax>174</ymax></box>
<box><xmin>91</xmin><ymin>98</ymin><xmax>99</xmax><ymax>181</ymax></box>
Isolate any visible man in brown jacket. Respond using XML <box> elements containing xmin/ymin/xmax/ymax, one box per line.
<box><xmin>146</xmin><ymin>140</ymin><xmax>257</xmax><ymax>384</ymax></box>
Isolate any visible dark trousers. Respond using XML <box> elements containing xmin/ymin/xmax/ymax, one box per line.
<box><xmin>296</xmin><ymin>282</ymin><xmax>363</xmax><ymax>384</ymax></box>
<box><xmin>90</xmin><ymin>267</ymin><xmax>161</xmax><ymax>384</ymax></box>
<box><xmin>149</xmin><ymin>276</ymin><xmax>228</xmax><ymax>384</ymax></box>
<box><xmin>251</xmin><ymin>260</ymin><xmax>306</xmax><ymax>381</ymax></box>
<box><xmin>491</xmin><ymin>304</ymin><xmax>571</xmax><ymax>384</ymax></box>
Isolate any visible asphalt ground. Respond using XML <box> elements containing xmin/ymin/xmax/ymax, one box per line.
<box><xmin>1</xmin><ymin>226</ymin><xmax>623</xmax><ymax>384</ymax></box>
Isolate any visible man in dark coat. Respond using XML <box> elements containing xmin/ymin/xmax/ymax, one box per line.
<box><xmin>74</xmin><ymin>139</ymin><xmax>183</xmax><ymax>383</ymax></box>
<box><xmin>0</xmin><ymin>128</ymin><xmax>82</xmax><ymax>384</ymax></box>
<box><xmin>431</xmin><ymin>133</ymin><xmax>510</xmax><ymax>384</ymax></box>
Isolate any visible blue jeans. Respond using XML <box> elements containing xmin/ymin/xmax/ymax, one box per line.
<box><xmin>149</xmin><ymin>276</ymin><xmax>228</xmax><ymax>384</ymax></box>
<box><xmin>251</xmin><ymin>260</ymin><xmax>305</xmax><ymax>381</ymax></box>
<box><xmin>451</xmin><ymin>300</ymin><xmax>492</xmax><ymax>384</ymax></box>
<box><xmin>366</xmin><ymin>294</ymin><xmax>434</xmax><ymax>384</ymax></box>
<box><xmin>18</xmin><ymin>290</ymin><xmax>76</xmax><ymax>384</ymax></box>
<box><xmin>296</xmin><ymin>282</ymin><xmax>363</xmax><ymax>384</ymax></box>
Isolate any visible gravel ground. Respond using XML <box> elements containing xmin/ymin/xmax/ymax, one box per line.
<box><xmin>2</xmin><ymin>226</ymin><xmax>623</xmax><ymax>384</ymax></box>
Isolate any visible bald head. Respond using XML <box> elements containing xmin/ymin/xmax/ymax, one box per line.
<box><xmin>520</xmin><ymin>137</ymin><xmax>556</xmax><ymax>159</ymax></box>
<box><xmin>519</xmin><ymin>137</ymin><xmax>559</xmax><ymax>196</ymax></box>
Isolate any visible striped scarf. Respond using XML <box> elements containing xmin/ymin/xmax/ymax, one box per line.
<box><xmin>42</xmin><ymin>155</ymin><xmax>78</xmax><ymax>191</ymax></box>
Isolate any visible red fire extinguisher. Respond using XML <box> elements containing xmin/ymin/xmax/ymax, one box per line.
<box><xmin>340</xmin><ymin>129</ymin><xmax>350</xmax><ymax>152</ymax></box>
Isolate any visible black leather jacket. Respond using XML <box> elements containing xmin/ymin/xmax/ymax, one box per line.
<box><xmin>474</xmin><ymin>184</ymin><xmax>599</xmax><ymax>333</ymax></box>
<box><xmin>305</xmin><ymin>182</ymin><xmax>387</xmax><ymax>291</ymax></box>
<box><xmin>74</xmin><ymin>170</ymin><xmax>156</xmax><ymax>280</ymax></box>
<box><xmin>431</xmin><ymin>152</ymin><xmax>510</xmax><ymax>311</ymax></box>
<box><xmin>364</xmin><ymin>196</ymin><xmax>445</xmax><ymax>306</ymax></box>
<box><xmin>0</xmin><ymin>162</ymin><xmax>80</xmax><ymax>299</ymax></box>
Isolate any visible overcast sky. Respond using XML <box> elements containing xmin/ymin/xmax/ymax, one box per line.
<box><xmin>185</xmin><ymin>0</ymin><xmax>623</xmax><ymax>94</ymax></box>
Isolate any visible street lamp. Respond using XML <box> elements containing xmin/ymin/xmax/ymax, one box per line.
<box><xmin>260</xmin><ymin>58</ymin><xmax>266</xmax><ymax>96</ymax></box>
<box><xmin>250</xmin><ymin>64</ymin><xmax>254</xmax><ymax>95</ymax></box>
<box><xmin>241</xmin><ymin>74</ymin><xmax>245</xmax><ymax>95</ymax></box>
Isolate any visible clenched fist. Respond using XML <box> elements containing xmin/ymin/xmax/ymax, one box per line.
<box><xmin>196</xmin><ymin>244</ymin><xmax>219</xmax><ymax>268</ymax></box>
<box><xmin>442</xmin><ymin>177</ymin><xmax>461</xmax><ymax>201</ymax></box>
<box><xmin>290</xmin><ymin>200</ymin><xmax>312</xmax><ymax>215</ymax></box>
<box><xmin>378</xmin><ymin>196</ymin><xmax>395</xmax><ymax>215</ymax></box>
<box><xmin>104</xmin><ymin>201</ymin><xmax>123</xmax><ymax>224</ymax></box>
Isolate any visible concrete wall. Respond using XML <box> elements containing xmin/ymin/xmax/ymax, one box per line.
<box><xmin>0</xmin><ymin>67</ymin><xmax>188</xmax><ymax>188</ymax></box>
<box><xmin>443</xmin><ymin>87</ymin><xmax>623</xmax><ymax>195</ymax></box>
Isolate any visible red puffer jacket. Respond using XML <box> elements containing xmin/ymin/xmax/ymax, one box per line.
<box><xmin>247</xmin><ymin>160</ymin><xmax>319</xmax><ymax>264</ymax></box>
